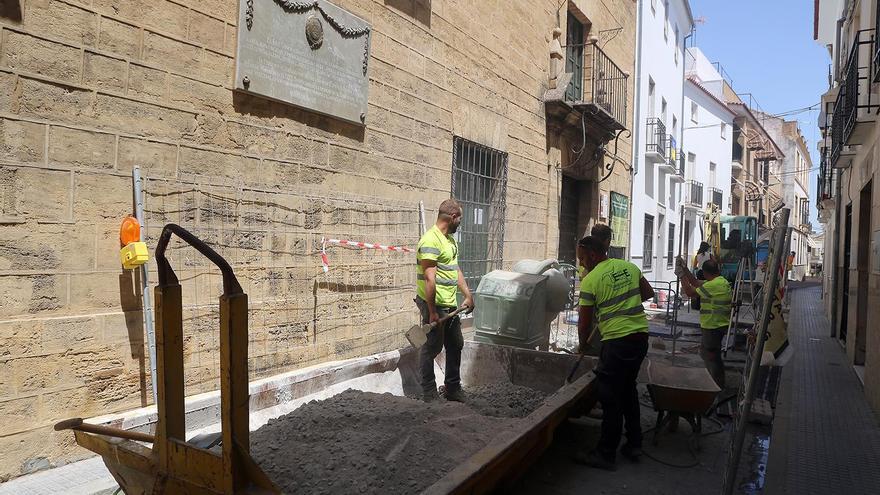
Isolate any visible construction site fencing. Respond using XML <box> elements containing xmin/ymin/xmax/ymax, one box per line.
<box><xmin>549</xmin><ymin>272</ymin><xmax>683</xmax><ymax>353</ymax></box>
<box><xmin>138</xmin><ymin>172</ymin><xmax>422</xmax><ymax>398</ymax></box>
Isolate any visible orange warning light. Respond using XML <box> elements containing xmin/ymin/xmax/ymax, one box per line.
<box><xmin>120</xmin><ymin>216</ymin><xmax>141</xmax><ymax>246</ymax></box>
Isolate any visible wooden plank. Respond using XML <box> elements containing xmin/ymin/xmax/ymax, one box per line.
<box><xmin>155</xmin><ymin>283</ymin><xmax>185</xmax><ymax>471</ymax></box>
<box><xmin>423</xmin><ymin>372</ymin><xmax>597</xmax><ymax>495</ymax></box>
<box><xmin>166</xmin><ymin>438</ymin><xmax>225</xmax><ymax>492</ymax></box>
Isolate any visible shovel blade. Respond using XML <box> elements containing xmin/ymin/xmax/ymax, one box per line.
<box><xmin>405</xmin><ymin>323</ymin><xmax>430</xmax><ymax>348</ymax></box>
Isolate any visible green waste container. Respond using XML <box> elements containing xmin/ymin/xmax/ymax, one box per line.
<box><xmin>473</xmin><ymin>270</ymin><xmax>549</xmax><ymax>349</ymax></box>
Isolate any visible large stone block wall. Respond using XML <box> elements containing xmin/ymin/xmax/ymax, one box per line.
<box><xmin>0</xmin><ymin>0</ymin><xmax>570</xmax><ymax>479</ymax></box>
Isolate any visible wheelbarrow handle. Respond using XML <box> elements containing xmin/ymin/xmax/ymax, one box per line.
<box><xmin>54</xmin><ymin>417</ymin><xmax>154</xmax><ymax>443</ymax></box>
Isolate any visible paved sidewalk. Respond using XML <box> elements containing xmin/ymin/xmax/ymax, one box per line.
<box><xmin>0</xmin><ymin>456</ymin><xmax>116</xmax><ymax>495</ymax></box>
<box><xmin>765</xmin><ymin>282</ymin><xmax>880</xmax><ymax>494</ymax></box>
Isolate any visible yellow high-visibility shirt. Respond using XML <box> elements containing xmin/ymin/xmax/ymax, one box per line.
<box><xmin>697</xmin><ymin>276</ymin><xmax>732</xmax><ymax>330</ymax></box>
<box><xmin>578</xmin><ymin>258</ymin><xmax>648</xmax><ymax>341</ymax></box>
<box><xmin>416</xmin><ymin>225</ymin><xmax>459</xmax><ymax>307</ymax></box>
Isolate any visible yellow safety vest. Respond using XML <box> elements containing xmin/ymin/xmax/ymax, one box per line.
<box><xmin>578</xmin><ymin>258</ymin><xmax>649</xmax><ymax>341</ymax></box>
<box><xmin>697</xmin><ymin>276</ymin><xmax>731</xmax><ymax>330</ymax></box>
<box><xmin>416</xmin><ymin>225</ymin><xmax>459</xmax><ymax>307</ymax></box>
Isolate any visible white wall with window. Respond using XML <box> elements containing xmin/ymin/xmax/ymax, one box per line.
<box><xmin>630</xmin><ymin>0</ymin><xmax>694</xmax><ymax>284</ymax></box>
<box><xmin>680</xmin><ymin>46</ymin><xmax>735</xmax><ymax>264</ymax></box>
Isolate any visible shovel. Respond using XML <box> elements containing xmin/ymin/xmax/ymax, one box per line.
<box><xmin>566</xmin><ymin>325</ymin><xmax>598</xmax><ymax>384</ymax></box>
<box><xmin>405</xmin><ymin>306</ymin><xmax>467</xmax><ymax>349</ymax></box>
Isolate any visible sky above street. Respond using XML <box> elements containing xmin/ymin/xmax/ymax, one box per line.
<box><xmin>689</xmin><ymin>0</ymin><xmax>829</xmax><ymax>227</ymax></box>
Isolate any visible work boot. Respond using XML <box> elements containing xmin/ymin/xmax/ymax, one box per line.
<box><xmin>620</xmin><ymin>443</ymin><xmax>643</xmax><ymax>462</ymax></box>
<box><xmin>442</xmin><ymin>386</ymin><xmax>467</xmax><ymax>403</ymax></box>
<box><xmin>573</xmin><ymin>450</ymin><xmax>617</xmax><ymax>471</ymax></box>
<box><xmin>422</xmin><ymin>389</ymin><xmax>440</xmax><ymax>403</ymax></box>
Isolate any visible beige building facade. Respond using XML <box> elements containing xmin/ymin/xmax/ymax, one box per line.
<box><xmin>816</xmin><ymin>0</ymin><xmax>880</xmax><ymax>412</ymax></box>
<box><xmin>0</xmin><ymin>0</ymin><xmax>635</xmax><ymax>479</ymax></box>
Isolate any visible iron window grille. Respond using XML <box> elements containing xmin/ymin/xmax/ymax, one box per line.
<box><xmin>451</xmin><ymin>137</ymin><xmax>508</xmax><ymax>296</ymax></box>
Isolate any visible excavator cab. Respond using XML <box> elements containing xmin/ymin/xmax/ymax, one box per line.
<box><xmin>718</xmin><ymin>216</ymin><xmax>758</xmax><ymax>282</ymax></box>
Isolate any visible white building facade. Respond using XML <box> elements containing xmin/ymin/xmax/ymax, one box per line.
<box><xmin>681</xmin><ymin>47</ymin><xmax>735</xmax><ymax>263</ymax></box>
<box><xmin>760</xmin><ymin>112</ymin><xmax>813</xmax><ymax>281</ymax></box>
<box><xmin>629</xmin><ymin>0</ymin><xmax>694</xmax><ymax>284</ymax></box>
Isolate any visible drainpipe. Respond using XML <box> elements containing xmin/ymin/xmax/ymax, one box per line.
<box><xmin>671</xmin><ymin>28</ymin><xmax>695</xmax><ymax>359</ymax></box>
<box><xmin>628</xmin><ymin>0</ymin><xmax>644</xmax><ymax>261</ymax></box>
<box><xmin>678</xmin><ymin>30</ymin><xmax>693</xmax><ymax>259</ymax></box>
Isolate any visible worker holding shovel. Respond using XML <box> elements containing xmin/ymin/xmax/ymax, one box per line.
<box><xmin>415</xmin><ymin>199</ymin><xmax>474</xmax><ymax>403</ymax></box>
<box><xmin>574</xmin><ymin>235</ymin><xmax>654</xmax><ymax>471</ymax></box>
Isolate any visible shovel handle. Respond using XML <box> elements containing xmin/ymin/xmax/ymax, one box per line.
<box><xmin>566</xmin><ymin>354</ymin><xmax>586</xmax><ymax>384</ymax></box>
<box><xmin>431</xmin><ymin>306</ymin><xmax>467</xmax><ymax>328</ymax></box>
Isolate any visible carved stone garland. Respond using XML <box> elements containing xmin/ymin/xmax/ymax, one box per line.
<box><xmin>246</xmin><ymin>0</ymin><xmax>371</xmax><ymax>75</ymax></box>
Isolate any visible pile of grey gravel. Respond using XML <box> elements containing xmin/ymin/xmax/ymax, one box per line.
<box><xmin>250</xmin><ymin>383</ymin><xmax>548</xmax><ymax>494</ymax></box>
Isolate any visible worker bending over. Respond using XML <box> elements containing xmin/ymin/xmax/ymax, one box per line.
<box><xmin>575</xmin><ymin>236</ymin><xmax>654</xmax><ymax>470</ymax></box>
<box><xmin>415</xmin><ymin>199</ymin><xmax>474</xmax><ymax>402</ymax></box>
<box><xmin>676</xmin><ymin>257</ymin><xmax>731</xmax><ymax>389</ymax></box>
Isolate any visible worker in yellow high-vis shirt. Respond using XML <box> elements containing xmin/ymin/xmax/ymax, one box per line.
<box><xmin>574</xmin><ymin>236</ymin><xmax>655</xmax><ymax>471</ymax></box>
<box><xmin>676</xmin><ymin>257</ymin><xmax>731</xmax><ymax>389</ymax></box>
<box><xmin>415</xmin><ymin>199</ymin><xmax>474</xmax><ymax>403</ymax></box>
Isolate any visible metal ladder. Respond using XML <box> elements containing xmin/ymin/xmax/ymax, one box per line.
<box><xmin>722</xmin><ymin>255</ymin><xmax>759</xmax><ymax>356</ymax></box>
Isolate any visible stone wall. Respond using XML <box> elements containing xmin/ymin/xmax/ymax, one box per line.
<box><xmin>0</xmin><ymin>0</ymin><xmax>575</xmax><ymax>479</ymax></box>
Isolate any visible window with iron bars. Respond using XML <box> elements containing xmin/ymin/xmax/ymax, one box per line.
<box><xmin>451</xmin><ymin>137</ymin><xmax>508</xmax><ymax>297</ymax></box>
<box><xmin>667</xmin><ymin>223</ymin><xmax>675</xmax><ymax>269</ymax></box>
<box><xmin>643</xmin><ymin>214</ymin><xmax>654</xmax><ymax>269</ymax></box>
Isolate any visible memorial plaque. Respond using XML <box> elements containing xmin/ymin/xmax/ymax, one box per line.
<box><xmin>235</xmin><ymin>0</ymin><xmax>371</xmax><ymax>125</ymax></box>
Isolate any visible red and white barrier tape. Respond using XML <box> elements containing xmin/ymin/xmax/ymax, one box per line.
<box><xmin>321</xmin><ymin>237</ymin><xmax>414</xmax><ymax>273</ymax></box>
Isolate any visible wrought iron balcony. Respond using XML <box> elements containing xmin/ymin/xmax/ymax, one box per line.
<box><xmin>659</xmin><ymin>135</ymin><xmax>678</xmax><ymax>173</ymax></box>
<box><xmin>710</xmin><ymin>187</ymin><xmax>723</xmax><ymax>211</ymax></box>
<box><xmin>831</xmin><ymin>29</ymin><xmax>877</xmax><ymax>167</ymax></box>
<box><xmin>817</xmin><ymin>150</ymin><xmax>836</xmax><ymax>208</ymax></box>
<box><xmin>670</xmin><ymin>151</ymin><xmax>685</xmax><ymax>183</ymax></box>
<box><xmin>645</xmin><ymin>118</ymin><xmax>666</xmax><ymax>163</ymax></box>
<box><xmin>546</xmin><ymin>40</ymin><xmax>628</xmax><ymax>134</ymax></box>
<box><xmin>684</xmin><ymin>180</ymin><xmax>703</xmax><ymax>210</ymax></box>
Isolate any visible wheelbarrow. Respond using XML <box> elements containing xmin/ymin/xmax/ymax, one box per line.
<box><xmin>54</xmin><ymin>224</ymin><xmax>280</xmax><ymax>494</ymax></box>
<box><xmin>645</xmin><ymin>360</ymin><xmax>721</xmax><ymax>451</ymax></box>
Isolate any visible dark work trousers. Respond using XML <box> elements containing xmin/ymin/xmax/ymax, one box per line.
<box><xmin>596</xmin><ymin>332</ymin><xmax>649</xmax><ymax>460</ymax></box>
<box><xmin>701</xmin><ymin>326</ymin><xmax>727</xmax><ymax>389</ymax></box>
<box><xmin>415</xmin><ymin>297</ymin><xmax>463</xmax><ymax>394</ymax></box>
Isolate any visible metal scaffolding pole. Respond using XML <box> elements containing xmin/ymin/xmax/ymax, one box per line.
<box><xmin>721</xmin><ymin>208</ymin><xmax>791</xmax><ymax>495</ymax></box>
<box><xmin>133</xmin><ymin>167</ymin><xmax>158</xmax><ymax>405</ymax></box>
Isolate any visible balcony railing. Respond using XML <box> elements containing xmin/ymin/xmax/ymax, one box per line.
<box><xmin>565</xmin><ymin>41</ymin><xmax>628</xmax><ymax>128</ymax></box>
<box><xmin>684</xmin><ymin>180</ymin><xmax>703</xmax><ymax>208</ymax></box>
<box><xmin>710</xmin><ymin>187</ymin><xmax>723</xmax><ymax>210</ymax></box>
<box><xmin>670</xmin><ymin>151</ymin><xmax>686</xmax><ymax>183</ymax></box>
<box><xmin>831</xmin><ymin>29</ymin><xmax>877</xmax><ymax>166</ymax></box>
<box><xmin>646</xmin><ymin>118</ymin><xmax>666</xmax><ymax>159</ymax></box>
<box><xmin>659</xmin><ymin>135</ymin><xmax>678</xmax><ymax>173</ymax></box>
<box><xmin>817</xmin><ymin>151</ymin><xmax>836</xmax><ymax>207</ymax></box>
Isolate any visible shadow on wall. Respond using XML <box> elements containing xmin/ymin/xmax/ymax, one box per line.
<box><xmin>384</xmin><ymin>0</ymin><xmax>432</xmax><ymax>27</ymax></box>
<box><xmin>119</xmin><ymin>269</ymin><xmax>149</xmax><ymax>407</ymax></box>
<box><xmin>232</xmin><ymin>91</ymin><xmax>365</xmax><ymax>144</ymax></box>
<box><xmin>0</xmin><ymin>1</ymin><xmax>21</xmax><ymax>22</ymax></box>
